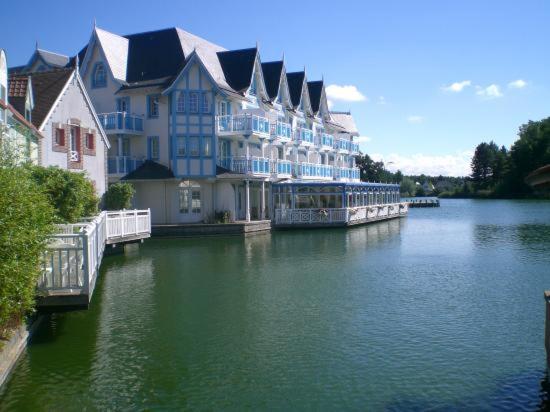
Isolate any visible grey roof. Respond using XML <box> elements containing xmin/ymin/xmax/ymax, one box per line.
<box><xmin>122</xmin><ymin>160</ymin><xmax>175</xmax><ymax>180</ymax></box>
<box><xmin>307</xmin><ymin>81</ymin><xmax>323</xmax><ymax>114</ymax></box>
<box><xmin>95</xmin><ymin>28</ymin><xmax>128</xmax><ymax>81</ymax></box>
<box><xmin>330</xmin><ymin>111</ymin><xmax>359</xmax><ymax>135</ymax></box>
<box><xmin>217</xmin><ymin>48</ymin><xmax>257</xmax><ymax>93</ymax></box>
<box><xmin>36</xmin><ymin>49</ymin><xmax>69</xmax><ymax>68</ymax></box>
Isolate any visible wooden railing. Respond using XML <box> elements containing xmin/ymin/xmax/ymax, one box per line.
<box><xmin>38</xmin><ymin>209</ymin><xmax>151</xmax><ymax>295</ymax></box>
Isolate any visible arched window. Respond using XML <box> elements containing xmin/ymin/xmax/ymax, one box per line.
<box><xmin>179</xmin><ymin>180</ymin><xmax>201</xmax><ymax>214</ymax></box>
<box><xmin>176</xmin><ymin>92</ymin><xmax>185</xmax><ymax>113</ymax></box>
<box><xmin>92</xmin><ymin>63</ymin><xmax>107</xmax><ymax>88</ymax></box>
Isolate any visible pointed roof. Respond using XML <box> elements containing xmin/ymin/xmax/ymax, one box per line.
<box><xmin>7</xmin><ymin>75</ymin><xmax>30</xmax><ymax>116</ymax></box>
<box><xmin>25</xmin><ymin>68</ymin><xmax>74</xmax><ymax>128</ymax></box>
<box><xmin>261</xmin><ymin>61</ymin><xmax>284</xmax><ymax>100</ymax></box>
<box><xmin>307</xmin><ymin>81</ymin><xmax>323</xmax><ymax>114</ymax></box>
<box><xmin>35</xmin><ymin>49</ymin><xmax>69</xmax><ymax>68</ymax></box>
<box><xmin>217</xmin><ymin>47</ymin><xmax>258</xmax><ymax>93</ymax></box>
<box><xmin>286</xmin><ymin>71</ymin><xmax>306</xmax><ymax>107</ymax></box>
<box><xmin>94</xmin><ymin>28</ymin><xmax>128</xmax><ymax>81</ymax></box>
<box><xmin>121</xmin><ymin>160</ymin><xmax>175</xmax><ymax>180</ymax></box>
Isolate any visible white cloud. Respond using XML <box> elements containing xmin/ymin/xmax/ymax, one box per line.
<box><xmin>325</xmin><ymin>84</ymin><xmax>367</xmax><ymax>102</ymax></box>
<box><xmin>407</xmin><ymin>115</ymin><xmax>424</xmax><ymax>124</ymax></box>
<box><xmin>354</xmin><ymin>136</ymin><xmax>372</xmax><ymax>144</ymax></box>
<box><xmin>442</xmin><ymin>80</ymin><xmax>472</xmax><ymax>93</ymax></box>
<box><xmin>476</xmin><ymin>84</ymin><xmax>503</xmax><ymax>99</ymax></box>
<box><xmin>508</xmin><ymin>79</ymin><xmax>527</xmax><ymax>89</ymax></box>
<box><xmin>371</xmin><ymin>151</ymin><xmax>473</xmax><ymax>177</ymax></box>
<box><xmin>377</xmin><ymin>96</ymin><xmax>387</xmax><ymax>105</ymax></box>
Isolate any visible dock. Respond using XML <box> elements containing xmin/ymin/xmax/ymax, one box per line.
<box><xmin>407</xmin><ymin>198</ymin><xmax>440</xmax><ymax>208</ymax></box>
<box><xmin>37</xmin><ymin>209</ymin><xmax>151</xmax><ymax>308</ymax></box>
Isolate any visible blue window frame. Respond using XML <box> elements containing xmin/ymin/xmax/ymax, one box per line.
<box><xmin>176</xmin><ymin>136</ymin><xmax>186</xmax><ymax>157</ymax></box>
<box><xmin>201</xmin><ymin>93</ymin><xmax>210</xmax><ymax>113</ymax></box>
<box><xmin>189</xmin><ymin>92</ymin><xmax>199</xmax><ymax>113</ymax></box>
<box><xmin>117</xmin><ymin>97</ymin><xmax>130</xmax><ymax>113</ymax></box>
<box><xmin>147</xmin><ymin>136</ymin><xmax>160</xmax><ymax>160</ymax></box>
<box><xmin>92</xmin><ymin>62</ymin><xmax>107</xmax><ymax>88</ymax></box>
<box><xmin>147</xmin><ymin>95</ymin><xmax>160</xmax><ymax>118</ymax></box>
<box><xmin>176</xmin><ymin>92</ymin><xmax>185</xmax><ymax>113</ymax></box>
<box><xmin>189</xmin><ymin>137</ymin><xmax>200</xmax><ymax>157</ymax></box>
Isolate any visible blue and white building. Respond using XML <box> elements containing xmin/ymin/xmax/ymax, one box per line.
<box><xmin>39</xmin><ymin>26</ymin><xmax>400</xmax><ymax>225</ymax></box>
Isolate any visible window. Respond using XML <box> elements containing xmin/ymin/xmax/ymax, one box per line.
<box><xmin>117</xmin><ymin>97</ymin><xmax>130</xmax><ymax>112</ymax></box>
<box><xmin>92</xmin><ymin>63</ymin><xmax>107</xmax><ymax>88</ymax></box>
<box><xmin>249</xmin><ymin>76</ymin><xmax>257</xmax><ymax>96</ymax></box>
<box><xmin>179</xmin><ymin>180</ymin><xmax>201</xmax><ymax>214</ymax></box>
<box><xmin>55</xmin><ymin>128</ymin><xmax>65</xmax><ymax>146</ymax></box>
<box><xmin>218</xmin><ymin>101</ymin><xmax>227</xmax><ymax>116</ymax></box>
<box><xmin>70</xmin><ymin>126</ymin><xmax>78</xmax><ymax>151</ymax></box>
<box><xmin>85</xmin><ymin>133</ymin><xmax>94</xmax><ymax>150</ymax></box>
<box><xmin>189</xmin><ymin>92</ymin><xmax>199</xmax><ymax>113</ymax></box>
<box><xmin>202</xmin><ymin>137</ymin><xmax>211</xmax><ymax>157</ymax></box>
<box><xmin>176</xmin><ymin>92</ymin><xmax>185</xmax><ymax>113</ymax></box>
<box><xmin>201</xmin><ymin>93</ymin><xmax>210</xmax><ymax>113</ymax></box>
<box><xmin>25</xmin><ymin>108</ymin><xmax>31</xmax><ymax>122</ymax></box>
<box><xmin>148</xmin><ymin>95</ymin><xmax>159</xmax><ymax>118</ymax></box>
<box><xmin>176</xmin><ymin>136</ymin><xmax>186</xmax><ymax>156</ymax></box>
<box><xmin>148</xmin><ymin>136</ymin><xmax>159</xmax><ymax>160</ymax></box>
<box><xmin>189</xmin><ymin>137</ymin><xmax>199</xmax><ymax>156</ymax></box>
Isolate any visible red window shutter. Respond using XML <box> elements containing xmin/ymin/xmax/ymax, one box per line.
<box><xmin>88</xmin><ymin>133</ymin><xmax>94</xmax><ymax>150</ymax></box>
<box><xmin>59</xmin><ymin>129</ymin><xmax>65</xmax><ymax>146</ymax></box>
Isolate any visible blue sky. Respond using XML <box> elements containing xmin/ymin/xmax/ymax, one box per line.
<box><xmin>2</xmin><ymin>0</ymin><xmax>549</xmax><ymax>176</ymax></box>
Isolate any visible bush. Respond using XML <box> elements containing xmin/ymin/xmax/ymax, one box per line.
<box><xmin>0</xmin><ymin>166</ymin><xmax>55</xmax><ymax>337</ymax></box>
<box><xmin>215</xmin><ymin>210</ymin><xmax>231</xmax><ymax>223</ymax></box>
<box><xmin>104</xmin><ymin>182</ymin><xmax>135</xmax><ymax>210</ymax></box>
<box><xmin>27</xmin><ymin>166</ymin><xmax>99</xmax><ymax>222</ymax></box>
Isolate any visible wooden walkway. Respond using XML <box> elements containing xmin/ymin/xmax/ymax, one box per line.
<box><xmin>37</xmin><ymin>210</ymin><xmax>151</xmax><ymax>308</ymax></box>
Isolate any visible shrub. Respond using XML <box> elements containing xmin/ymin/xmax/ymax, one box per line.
<box><xmin>215</xmin><ymin>210</ymin><xmax>231</xmax><ymax>223</ymax></box>
<box><xmin>104</xmin><ymin>182</ymin><xmax>135</xmax><ymax>210</ymax></box>
<box><xmin>0</xmin><ymin>166</ymin><xmax>55</xmax><ymax>337</ymax></box>
<box><xmin>27</xmin><ymin>166</ymin><xmax>99</xmax><ymax>222</ymax></box>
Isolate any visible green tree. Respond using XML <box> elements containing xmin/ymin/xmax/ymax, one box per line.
<box><xmin>27</xmin><ymin>166</ymin><xmax>99</xmax><ymax>223</ymax></box>
<box><xmin>400</xmin><ymin>177</ymin><xmax>416</xmax><ymax>197</ymax></box>
<box><xmin>104</xmin><ymin>182</ymin><xmax>135</xmax><ymax>210</ymax></box>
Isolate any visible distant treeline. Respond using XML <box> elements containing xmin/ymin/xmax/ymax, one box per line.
<box><xmin>356</xmin><ymin>116</ymin><xmax>550</xmax><ymax>198</ymax></box>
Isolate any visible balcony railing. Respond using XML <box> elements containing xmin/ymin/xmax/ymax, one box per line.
<box><xmin>273</xmin><ymin>160</ymin><xmax>292</xmax><ymax>176</ymax></box>
<box><xmin>216</xmin><ymin>115</ymin><xmax>270</xmax><ymax>137</ymax></box>
<box><xmin>69</xmin><ymin>150</ymin><xmax>79</xmax><ymax>162</ymax></box>
<box><xmin>270</xmin><ymin>121</ymin><xmax>292</xmax><ymax>141</ymax></box>
<box><xmin>107</xmin><ymin>156</ymin><xmax>144</xmax><ymax>175</ymax></box>
<box><xmin>98</xmin><ymin>112</ymin><xmax>144</xmax><ymax>135</ymax></box>
<box><xmin>335</xmin><ymin>167</ymin><xmax>360</xmax><ymax>180</ymax></box>
<box><xmin>295</xmin><ymin>162</ymin><xmax>334</xmax><ymax>179</ymax></box>
<box><xmin>318</xmin><ymin>133</ymin><xmax>334</xmax><ymax>148</ymax></box>
<box><xmin>350</xmin><ymin>142</ymin><xmax>360</xmax><ymax>154</ymax></box>
<box><xmin>295</xmin><ymin>127</ymin><xmax>315</xmax><ymax>145</ymax></box>
<box><xmin>334</xmin><ymin>139</ymin><xmax>351</xmax><ymax>152</ymax></box>
<box><xmin>219</xmin><ymin>156</ymin><xmax>270</xmax><ymax>175</ymax></box>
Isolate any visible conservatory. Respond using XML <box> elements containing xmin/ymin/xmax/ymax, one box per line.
<box><xmin>272</xmin><ymin>182</ymin><xmax>408</xmax><ymax>227</ymax></box>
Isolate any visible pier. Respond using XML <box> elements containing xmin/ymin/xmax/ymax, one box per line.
<box><xmin>37</xmin><ymin>209</ymin><xmax>151</xmax><ymax>308</ymax></box>
<box><xmin>407</xmin><ymin>198</ymin><xmax>440</xmax><ymax>208</ymax></box>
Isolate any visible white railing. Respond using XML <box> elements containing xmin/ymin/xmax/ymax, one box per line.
<box><xmin>274</xmin><ymin>203</ymin><xmax>407</xmax><ymax>225</ymax></box>
<box><xmin>38</xmin><ymin>209</ymin><xmax>151</xmax><ymax>294</ymax></box>
<box><xmin>69</xmin><ymin>150</ymin><xmax>79</xmax><ymax>162</ymax></box>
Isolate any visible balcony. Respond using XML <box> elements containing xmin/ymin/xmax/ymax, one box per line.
<box><xmin>335</xmin><ymin>167</ymin><xmax>360</xmax><ymax>181</ymax></box>
<box><xmin>218</xmin><ymin>156</ymin><xmax>271</xmax><ymax>175</ymax></box>
<box><xmin>273</xmin><ymin>160</ymin><xmax>292</xmax><ymax>176</ymax></box>
<box><xmin>108</xmin><ymin>156</ymin><xmax>145</xmax><ymax>176</ymax></box>
<box><xmin>317</xmin><ymin>133</ymin><xmax>334</xmax><ymax>150</ymax></box>
<box><xmin>295</xmin><ymin>127</ymin><xmax>315</xmax><ymax>146</ymax></box>
<box><xmin>350</xmin><ymin>142</ymin><xmax>360</xmax><ymax>154</ymax></box>
<box><xmin>216</xmin><ymin>114</ymin><xmax>270</xmax><ymax>138</ymax></box>
<box><xmin>98</xmin><ymin>112</ymin><xmax>144</xmax><ymax>135</ymax></box>
<box><xmin>295</xmin><ymin>163</ymin><xmax>334</xmax><ymax>180</ymax></box>
<box><xmin>270</xmin><ymin>121</ymin><xmax>292</xmax><ymax>142</ymax></box>
<box><xmin>334</xmin><ymin>139</ymin><xmax>351</xmax><ymax>153</ymax></box>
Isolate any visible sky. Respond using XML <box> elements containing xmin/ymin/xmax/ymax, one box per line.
<box><xmin>2</xmin><ymin>0</ymin><xmax>549</xmax><ymax>176</ymax></box>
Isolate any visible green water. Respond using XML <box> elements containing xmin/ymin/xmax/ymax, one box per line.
<box><xmin>2</xmin><ymin>199</ymin><xmax>550</xmax><ymax>410</ymax></box>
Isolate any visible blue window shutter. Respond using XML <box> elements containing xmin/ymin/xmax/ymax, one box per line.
<box><xmin>147</xmin><ymin>137</ymin><xmax>152</xmax><ymax>159</ymax></box>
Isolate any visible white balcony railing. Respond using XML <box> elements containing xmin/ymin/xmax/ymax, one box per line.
<box><xmin>270</xmin><ymin>121</ymin><xmax>292</xmax><ymax>141</ymax></box>
<box><xmin>69</xmin><ymin>150</ymin><xmax>79</xmax><ymax>162</ymax></box>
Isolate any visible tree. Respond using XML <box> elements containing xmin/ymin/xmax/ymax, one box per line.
<box><xmin>356</xmin><ymin>154</ymin><xmax>396</xmax><ymax>182</ymax></box>
<box><xmin>400</xmin><ymin>177</ymin><xmax>416</xmax><ymax>197</ymax></box>
<box><xmin>104</xmin><ymin>182</ymin><xmax>135</xmax><ymax>210</ymax></box>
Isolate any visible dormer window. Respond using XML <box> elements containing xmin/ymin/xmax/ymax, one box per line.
<box><xmin>92</xmin><ymin>63</ymin><xmax>107</xmax><ymax>88</ymax></box>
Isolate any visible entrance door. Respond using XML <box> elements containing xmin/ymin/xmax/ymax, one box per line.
<box><xmin>178</xmin><ymin>180</ymin><xmax>202</xmax><ymax>222</ymax></box>
<box><xmin>219</xmin><ymin>139</ymin><xmax>231</xmax><ymax>169</ymax></box>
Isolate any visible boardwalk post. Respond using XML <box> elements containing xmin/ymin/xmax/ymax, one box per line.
<box><xmin>545</xmin><ymin>291</ymin><xmax>550</xmax><ymax>366</ymax></box>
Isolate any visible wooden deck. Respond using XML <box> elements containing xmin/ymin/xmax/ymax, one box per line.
<box><xmin>36</xmin><ymin>210</ymin><xmax>151</xmax><ymax>309</ymax></box>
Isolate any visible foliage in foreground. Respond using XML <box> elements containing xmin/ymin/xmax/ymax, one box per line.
<box><xmin>27</xmin><ymin>165</ymin><xmax>99</xmax><ymax>223</ymax></box>
<box><xmin>103</xmin><ymin>182</ymin><xmax>135</xmax><ymax>210</ymax></box>
<box><xmin>0</xmin><ymin>166</ymin><xmax>55</xmax><ymax>338</ymax></box>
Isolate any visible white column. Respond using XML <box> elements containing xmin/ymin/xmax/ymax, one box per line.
<box><xmin>282</xmin><ymin>144</ymin><xmax>287</xmax><ymax>161</ymax></box>
<box><xmin>117</xmin><ymin>135</ymin><xmax>123</xmax><ymax>156</ymax></box>
<box><xmin>260</xmin><ymin>181</ymin><xmax>265</xmax><ymax>220</ymax></box>
<box><xmin>245</xmin><ymin>180</ymin><xmax>251</xmax><ymax>222</ymax></box>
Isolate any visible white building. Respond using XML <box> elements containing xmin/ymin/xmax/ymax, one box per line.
<box><xmin>73</xmin><ymin>26</ymin><xmax>363</xmax><ymax>224</ymax></box>
<box><xmin>8</xmin><ymin>54</ymin><xmax>110</xmax><ymax>195</ymax></box>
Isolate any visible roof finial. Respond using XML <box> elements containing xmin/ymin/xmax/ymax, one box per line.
<box><xmin>93</xmin><ymin>17</ymin><xmax>97</xmax><ymax>29</ymax></box>
<box><xmin>35</xmin><ymin>40</ymin><xmax>39</xmax><ymax>50</ymax></box>
<box><xmin>281</xmin><ymin>52</ymin><xmax>285</xmax><ymax>63</ymax></box>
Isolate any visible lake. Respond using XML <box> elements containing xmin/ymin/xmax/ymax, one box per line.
<box><xmin>2</xmin><ymin>199</ymin><xmax>550</xmax><ymax>410</ymax></box>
